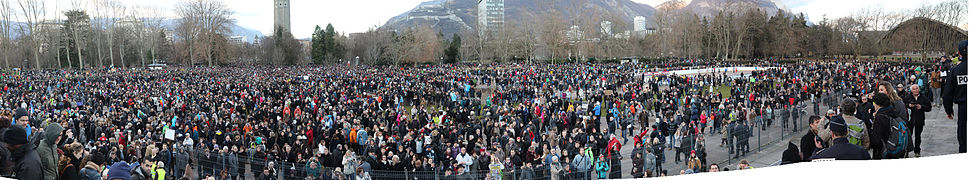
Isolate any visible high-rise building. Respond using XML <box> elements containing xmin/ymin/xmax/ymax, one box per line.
<box><xmin>274</xmin><ymin>0</ymin><xmax>291</xmax><ymax>33</ymax></box>
<box><xmin>477</xmin><ymin>0</ymin><xmax>504</xmax><ymax>36</ymax></box>
<box><xmin>634</xmin><ymin>16</ymin><xmax>646</xmax><ymax>32</ymax></box>
<box><xmin>567</xmin><ymin>25</ymin><xmax>583</xmax><ymax>41</ymax></box>
<box><xmin>601</xmin><ymin>21</ymin><xmax>613</xmax><ymax>36</ymax></box>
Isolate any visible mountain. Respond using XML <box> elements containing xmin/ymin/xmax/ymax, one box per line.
<box><xmin>382</xmin><ymin>0</ymin><xmax>657</xmax><ymax>36</ymax></box>
<box><xmin>656</xmin><ymin>0</ymin><xmax>688</xmax><ymax>11</ymax></box>
<box><xmin>382</xmin><ymin>0</ymin><xmax>801</xmax><ymax>36</ymax></box>
<box><xmin>1</xmin><ymin>20</ymin><xmax>25</xmax><ymax>39</ymax></box>
<box><xmin>673</xmin><ymin>0</ymin><xmax>787</xmax><ymax>18</ymax></box>
<box><xmin>383</xmin><ymin>0</ymin><xmax>475</xmax><ymax>37</ymax></box>
<box><xmin>161</xmin><ymin>19</ymin><xmax>264</xmax><ymax>43</ymax></box>
<box><xmin>229</xmin><ymin>24</ymin><xmax>264</xmax><ymax>43</ymax></box>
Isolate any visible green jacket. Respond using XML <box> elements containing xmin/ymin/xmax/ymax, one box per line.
<box><xmin>37</xmin><ymin>124</ymin><xmax>64</xmax><ymax>180</ymax></box>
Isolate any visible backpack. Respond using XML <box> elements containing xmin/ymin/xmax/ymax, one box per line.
<box><xmin>883</xmin><ymin>115</ymin><xmax>913</xmax><ymax>158</ymax></box>
<box><xmin>845</xmin><ymin>120</ymin><xmax>867</xmax><ymax>148</ymax></box>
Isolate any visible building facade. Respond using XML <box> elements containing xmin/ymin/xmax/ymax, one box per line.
<box><xmin>634</xmin><ymin>16</ymin><xmax>647</xmax><ymax>37</ymax></box>
<box><xmin>477</xmin><ymin>0</ymin><xmax>504</xmax><ymax>37</ymax></box>
<box><xmin>634</xmin><ymin>16</ymin><xmax>646</xmax><ymax>32</ymax></box>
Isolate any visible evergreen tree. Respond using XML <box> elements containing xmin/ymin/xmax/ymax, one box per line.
<box><xmin>444</xmin><ymin>34</ymin><xmax>461</xmax><ymax>64</ymax></box>
<box><xmin>311</xmin><ymin>25</ymin><xmax>325</xmax><ymax>64</ymax></box>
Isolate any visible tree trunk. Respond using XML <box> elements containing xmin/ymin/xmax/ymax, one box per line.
<box><xmin>96</xmin><ymin>30</ymin><xmax>103</xmax><ymax>68</ymax></box>
<box><xmin>66</xmin><ymin>45</ymin><xmax>72</xmax><ymax>68</ymax></box>
<box><xmin>33</xmin><ymin>40</ymin><xmax>40</xmax><ymax>69</ymax></box>
<box><xmin>121</xmin><ymin>40</ymin><xmax>126</xmax><ymax>68</ymax></box>
<box><xmin>57</xmin><ymin>44</ymin><xmax>64</xmax><ymax>68</ymax></box>
<box><xmin>74</xmin><ymin>28</ymin><xmax>84</xmax><ymax>69</ymax></box>
<box><xmin>206</xmin><ymin>32</ymin><xmax>213</xmax><ymax>66</ymax></box>
<box><xmin>109</xmin><ymin>29</ymin><xmax>115</xmax><ymax>67</ymax></box>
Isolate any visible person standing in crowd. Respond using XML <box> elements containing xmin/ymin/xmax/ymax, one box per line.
<box><xmin>856</xmin><ymin>95</ymin><xmax>875</xmax><ymax>131</ymax></box>
<box><xmin>780</xmin><ymin>142</ymin><xmax>801</xmax><ymax>165</ymax></box>
<box><xmin>58</xmin><ymin>143</ymin><xmax>84</xmax><ymax>180</ymax></box>
<box><xmin>871</xmin><ymin>93</ymin><xmax>898</xmax><ymax>159</ymax></box>
<box><xmin>174</xmin><ymin>146</ymin><xmax>188</xmax><ymax>179</ymax></box>
<box><xmin>904</xmin><ymin>84</ymin><xmax>932</xmax><ymax>157</ymax></box>
<box><xmin>780</xmin><ymin>104</ymin><xmax>791</xmax><ymax>130</ymax></box>
<box><xmin>878</xmin><ymin>82</ymin><xmax>910</xmax><ymax>125</ymax></box>
<box><xmin>943</xmin><ymin>40</ymin><xmax>968</xmax><ymax>153</ymax></box>
<box><xmin>80</xmin><ymin>152</ymin><xmax>104</xmax><ymax>180</ymax></box>
<box><xmin>457</xmin><ymin>147</ymin><xmax>473</xmax><ymax>174</ymax></box>
<box><xmin>800</xmin><ymin>116</ymin><xmax>823</xmax><ymax>161</ymax></box>
<box><xmin>38</xmin><ymin>123</ymin><xmax>64</xmax><ymax>180</ymax></box>
<box><xmin>572</xmin><ymin>146</ymin><xmax>591</xmax><ymax>179</ymax></box>
<box><xmin>794</xmin><ymin>101</ymin><xmax>805</xmax><ymax>132</ymax></box>
<box><xmin>3</xmin><ymin>126</ymin><xmax>42</xmax><ymax>179</ymax></box>
<box><xmin>106</xmin><ymin>162</ymin><xmax>132</xmax><ymax>180</ymax></box>
<box><xmin>130</xmin><ymin>159</ymin><xmax>151</xmax><ymax>180</ymax></box>
<box><xmin>809</xmin><ymin>116</ymin><xmax>871</xmax><ymax>160</ymax></box>
<box><xmin>642</xmin><ymin>146</ymin><xmax>656</xmax><ymax>177</ymax></box>
<box><xmin>342</xmin><ymin>150</ymin><xmax>358</xmax><ymax>179</ymax></box>
<box><xmin>651</xmin><ymin>138</ymin><xmax>664</xmax><ymax>175</ymax></box>
<box><xmin>594</xmin><ymin>155</ymin><xmax>609</xmax><ymax>179</ymax></box>
<box><xmin>840</xmin><ymin>100</ymin><xmax>870</xmax><ymax>149</ymax></box>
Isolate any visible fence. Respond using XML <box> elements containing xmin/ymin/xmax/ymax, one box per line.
<box><xmin>711</xmin><ymin>88</ymin><xmax>849</xmax><ymax>168</ymax></box>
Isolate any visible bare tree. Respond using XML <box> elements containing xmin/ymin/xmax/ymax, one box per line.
<box><xmin>356</xmin><ymin>26</ymin><xmax>391</xmax><ymax>64</ymax></box>
<box><xmin>538</xmin><ymin>9</ymin><xmax>566</xmax><ymax>62</ymax></box>
<box><xmin>507</xmin><ymin>13</ymin><xmax>537</xmax><ymax>62</ymax></box>
<box><xmin>90</xmin><ymin>0</ymin><xmax>110</xmax><ymax>67</ymax></box>
<box><xmin>176</xmin><ymin>0</ymin><xmax>235</xmax><ymax>66</ymax></box>
<box><xmin>459</xmin><ymin>29</ymin><xmax>479</xmax><ymax>62</ymax></box>
<box><xmin>133</xmin><ymin>6</ymin><xmax>165</xmax><ymax>67</ymax></box>
<box><xmin>0</xmin><ymin>0</ymin><xmax>13</xmax><ymax>68</ymax></box>
<box><xmin>16</xmin><ymin>0</ymin><xmax>45</xmax><ymax>69</ymax></box>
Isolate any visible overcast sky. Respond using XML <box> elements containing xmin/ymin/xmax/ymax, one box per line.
<box><xmin>35</xmin><ymin>0</ymin><xmax>954</xmax><ymax>39</ymax></box>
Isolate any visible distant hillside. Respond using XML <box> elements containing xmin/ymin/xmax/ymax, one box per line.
<box><xmin>672</xmin><ymin>0</ymin><xmax>788</xmax><ymax>18</ymax></box>
<box><xmin>162</xmin><ymin>19</ymin><xmax>264</xmax><ymax>43</ymax></box>
<box><xmin>382</xmin><ymin>0</ymin><xmax>657</xmax><ymax>36</ymax></box>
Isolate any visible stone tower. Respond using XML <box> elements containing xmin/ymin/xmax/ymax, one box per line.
<box><xmin>274</xmin><ymin>0</ymin><xmax>291</xmax><ymax>33</ymax></box>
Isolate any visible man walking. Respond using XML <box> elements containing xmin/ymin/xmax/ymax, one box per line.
<box><xmin>904</xmin><ymin>84</ymin><xmax>932</xmax><ymax>157</ymax></box>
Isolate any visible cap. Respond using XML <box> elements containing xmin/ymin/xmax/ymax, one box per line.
<box><xmin>829</xmin><ymin>116</ymin><xmax>847</xmax><ymax>134</ymax></box>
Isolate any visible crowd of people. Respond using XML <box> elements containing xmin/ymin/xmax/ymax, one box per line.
<box><xmin>0</xmin><ymin>41</ymin><xmax>964</xmax><ymax>180</ymax></box>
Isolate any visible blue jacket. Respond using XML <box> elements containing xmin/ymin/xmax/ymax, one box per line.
<box><xmin>595</xmin><ymin>160</ymin><xmax>610</xmax><ymax>179</ymax></box>
<box><xmin>357</xmin><ymin>129</ymin><xmax>368</xmax><ymax>146</ymax></box>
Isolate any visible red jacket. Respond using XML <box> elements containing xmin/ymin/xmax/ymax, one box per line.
<box><xmin>606</xmin><ymin>138</ymin><xmax>622</xmax><ymax>159</ymax></box>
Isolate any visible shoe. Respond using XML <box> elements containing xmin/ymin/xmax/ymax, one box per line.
<box><xmin>915</xmin><ymin>153</ymin><xmax>921</xmax><ymax>157</ymax></box>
